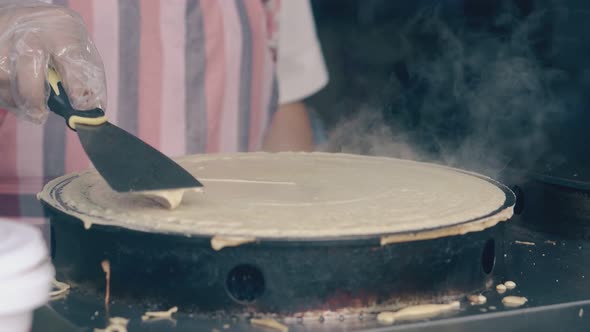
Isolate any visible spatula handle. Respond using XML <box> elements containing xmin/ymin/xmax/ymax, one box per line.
<box><xmin>47</xmin><ymin>68</ymin><xmax>107</xmax><ymax>131</ymax></box>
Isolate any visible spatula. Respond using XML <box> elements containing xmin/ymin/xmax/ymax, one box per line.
<box><xmin>46</xmin><ymin>68</ymin><xmax>203</xmax><ymax>193</ymax></box>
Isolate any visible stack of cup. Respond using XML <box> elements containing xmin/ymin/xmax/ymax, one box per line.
<box><xmin>0</xmin><ymin>220</ymin><xmax>54</xmax><ymax>332</ymax></box>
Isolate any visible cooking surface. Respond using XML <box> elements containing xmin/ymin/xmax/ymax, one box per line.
<box><xmin>40</xmin><ymin>153</ymin><xmax>510</xmax><ymax>239</ymax></box>
<box><xmin>33</xmin><ymin>220</ymin><xmax>590</xmax><ymax>331</ymax></box>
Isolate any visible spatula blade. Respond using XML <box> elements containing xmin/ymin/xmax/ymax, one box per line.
<box><xmin>76</xmin><ymin>122</ymin><xmax>203</xmax><ymax>192</ymax></box>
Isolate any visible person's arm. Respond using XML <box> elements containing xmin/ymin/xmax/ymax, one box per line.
<box><xmin>262</xmin><ymin>102</ymin><xmax>314</xmax><ymax>152</ymax></box>
<box><xmin>262</xmin><ymin>0</ymin><xmax>328</xmax><ymax>152</ymax></box>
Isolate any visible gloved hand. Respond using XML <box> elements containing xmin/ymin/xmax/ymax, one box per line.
<box><xmin>0</xmin><ymin>0</ymin><xmax>106</xmax><ymax>124</ymax></box>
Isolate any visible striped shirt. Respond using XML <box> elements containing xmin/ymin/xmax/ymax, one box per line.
<box><xmin>0</xmin><ymin>0</ymin><xmax>328</xmax><ymax>218</ymax></box>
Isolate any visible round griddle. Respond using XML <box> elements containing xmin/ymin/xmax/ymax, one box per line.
<box><xmin>43</xmin><ymin>153</ymin><xmax>515</xmax><ymax>314</ymax></box>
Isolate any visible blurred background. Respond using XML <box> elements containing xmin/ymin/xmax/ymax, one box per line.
<box><xmin>307</xmin><ymin>0</ymin><xmax>590</xmax><ymax>177</ymax></box>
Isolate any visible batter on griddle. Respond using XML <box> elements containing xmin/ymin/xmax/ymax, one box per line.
<box><xmin>39</xmin><ymin>152</ymin><xmax>511</xmax><ymax>239</ymax></box>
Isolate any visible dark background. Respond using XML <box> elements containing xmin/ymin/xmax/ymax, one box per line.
<box><xmin>307</xmin><ymin>0</ymin><xmax>590</xmax><ymax>176</ymax></box>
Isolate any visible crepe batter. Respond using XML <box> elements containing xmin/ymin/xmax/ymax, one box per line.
<box><xmin>39</xmin><ymin>152</ymin><xmax>513</xmax><ymax>240</ymax></box>
<box><xmin>137</xmin><ymin>188</ymin><xmax>203</xmax><ymax>209</ymax></box>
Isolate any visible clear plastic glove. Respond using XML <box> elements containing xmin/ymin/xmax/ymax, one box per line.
<box><xmin>0</xmin><ymin>1</ymin><xmax>106</xmax><ymax>124</ymax></box>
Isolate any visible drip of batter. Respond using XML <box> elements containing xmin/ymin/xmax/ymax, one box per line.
<box><xmin>211</xmin><ymin>236</ymin><xmax>257</xmax><ymax>251</ymax></box>
<box><xmin>502</xmin><ymin>296</ymin><xmax>528</xmax><ymax>307</ymax></box>
<box><xmin>250</xmin><ymin>318</ymin><xmax>289</xmax><ymax>332</ymax></box>
<box><xmin>141</xmin><ymin>306</ymin><xmax>178</xmax><ymax>321</ymax></box>
<box><xmin>94</xmin><ymin>317</ymin><xmax>129</xmax><ymax>332</ymax></box>
<box><xmin>50</xmin><ymin>279</ymin><xmax>71</xmax><ymax>299</ymax></box>
<box><xmin>504</xmin><ymin>281</ymin><xmax>517</xmax><ymax>290</ymax></box>
<box><xmin>377</xmin><ymin>301</ymin><xmax>461</xmax><ymax>324</ymax></box>
<box><xmin>468</xmin><ymin>294</ymin><xmax>487</xmax><ymax>305</ymax></box>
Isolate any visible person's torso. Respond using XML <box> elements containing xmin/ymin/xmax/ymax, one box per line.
<box><xmin>0</xmin><ymin>0</ymin><xmax>280</xmax><ymax>190</ymax></box>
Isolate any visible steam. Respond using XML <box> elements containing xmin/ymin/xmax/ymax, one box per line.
<box><xmin>320</xmin><ymin>109</ymin><xmax>418</xmax><ymax>160</ymax></box>
<box><xmin>320</xmin><ymin>4</ymin><xmax>566</xmax><ymax>177</ymax></box>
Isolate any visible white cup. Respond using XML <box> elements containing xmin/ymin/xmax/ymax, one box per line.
<box><xmin>0</xmin><ymin>311</ymin><xmax>34</xmax><ymax>332</ymax></box>
<box><xmin>0</xmin><ymin>220</ymin><xmax>55</xmax><ymax>332</ymax></box>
